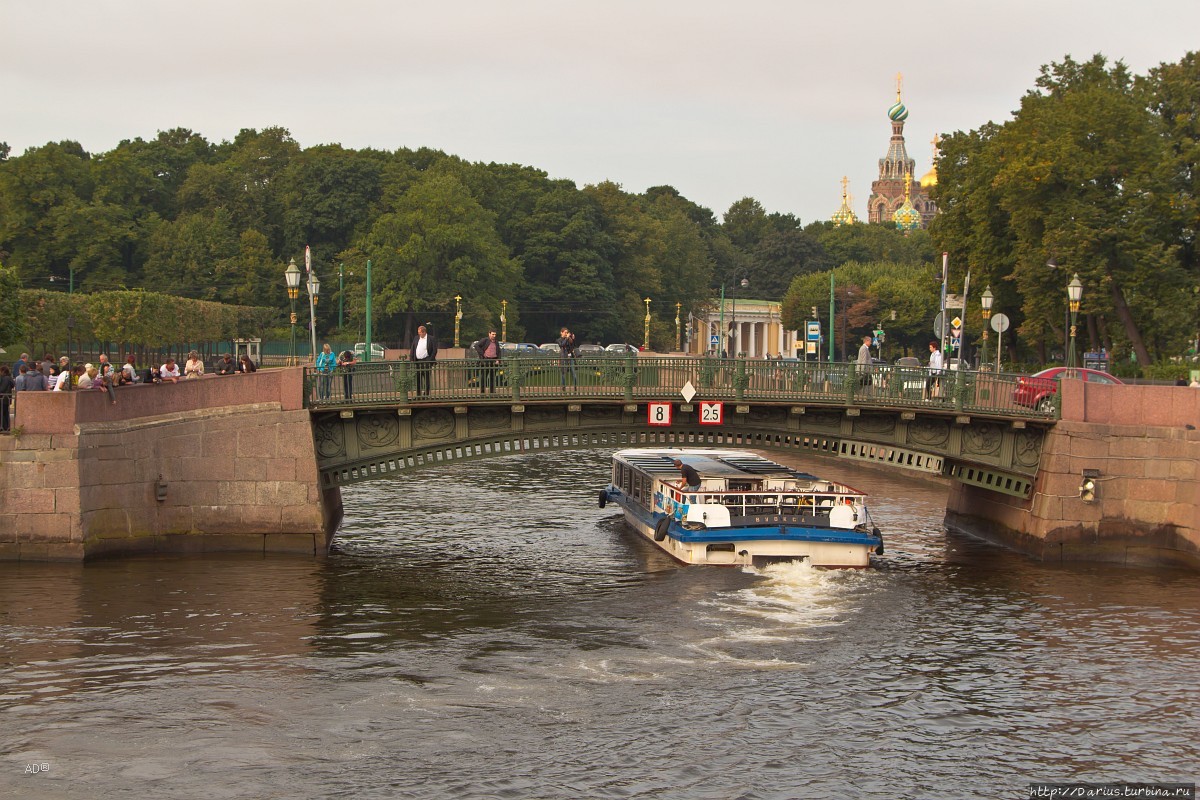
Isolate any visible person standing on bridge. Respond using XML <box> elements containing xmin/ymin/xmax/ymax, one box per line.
<box><xmin>925</xmin><ymin>340</ymin><xmax>944</xmax><ymax>400</ymax></box>
<box><xmin>473</xmin><ymin>330</ymin><xmax>501</xmax><ymax>394</ymax></box>
<box><xmin>315</xmin><ymin>344</ymin><xmax>336</xmax><ymax>401</ymax></box>
<box><xmin>557</xmin><ymin>327</ymin><xmax>577</xmax><ymax>390</ymax></box>
<box><xmin>857</xmin><ymin>335</ymin><xmax>873</xmax><ymax>389</ymax></box>
<box><xmin>409</xmin><ymin>324</ymin><xmax>438</xmax><ymax>397</ymax></box>
<box><xmin>337</xmin><ymin>349</ymin><xmax>357</xmax><ymax>400</ymax></box>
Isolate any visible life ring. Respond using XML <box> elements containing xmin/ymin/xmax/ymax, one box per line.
<box><xmin>598</xmin><ymin>489</ymin><xmax>608</xmax><ymax>509</ymax></box>
<box><xmin>653</xmin><ymin>516</ymin><xmax>671</xmax><ymax>542</ymax></box>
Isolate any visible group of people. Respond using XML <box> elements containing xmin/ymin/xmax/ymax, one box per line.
<box><xmin>0</xmin><ymin>350</ymin><xmax>262</xmax><ymax>432</ymax></box>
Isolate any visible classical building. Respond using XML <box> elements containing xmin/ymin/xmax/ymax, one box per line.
<box><xmin>686</xmin><ymin>299</ymin><xmax>798</xmax><ymax>358</ymax></box>
<box><xmin>866</xmin><ymin>76</ymin><xmax>937</xmax><ymax>229</ymax></box>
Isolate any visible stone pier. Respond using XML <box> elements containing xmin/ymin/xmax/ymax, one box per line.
<box><xmin>946</xmin><ymin>380</ymin><xmax>1200</xmax><ymax>569</ymax></box>
<box><xmin>0</xmin><ymin>369</ymin><xmax>340</xmax><ymax>560</ymax></box>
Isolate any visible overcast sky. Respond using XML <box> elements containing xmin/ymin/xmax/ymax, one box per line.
<box><xmin>5</xmin><ymin>0</ymin><xmax>1198</xmax><ymax>224</ymax></box>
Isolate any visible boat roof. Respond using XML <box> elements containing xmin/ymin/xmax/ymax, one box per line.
<box><xmin>613</xmin><ymin>448</ymin><xmax>822</xmax><ymax>481</ymax></box>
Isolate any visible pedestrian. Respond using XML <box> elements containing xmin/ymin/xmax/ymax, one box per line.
<box><xmin>0</xmin><ymin>366</ymin><xmax>13</xmax><ymax>432</ymax></box>
<box><xmin>51</xmin><ymin>362</ymin><xmax>72</xmax><ymax>391</ymax></box>
<box><xmin>40</xmin><ymin>354</ymin><xmax>55</xmax><ymax>377</ymax></box>
<box><xmin>184</xmin><ymin>351</ymin><xmax>205</xmax><ymax>379</ymax></box>
<box><xmin>409</xmin><ymin>324</ymin><xmax>438</xmax><ymax>397</ymax></box>
<box><xmin>215</xmin><ymin>352</ymin><xmax>237</xmax><ymax>375</ymax></box>
<box><xmin>336</xmin><ymin>348</ymin><xmax>357</xmax><ymax>399</ymax></box>
<box><xmin>121</xmin><ymin>355</ymin><xmax>139</xmax><ymax>385</ymax></box>
<box><xmin>926</xmin><ymin>340</ymin><xmax>944</xmax><ymax>400</ymax></box>
<box><xmin>23</xmin><ymin>362</ymin><xmax>47</xmax><ymax>392</ymax></box>
<box><xmin>160</xmin><ymin>358</ymin><xmax>181</xmax><ymax>383</ymax></box>
<box><xmin>472</xmin><ymin>330</ymin><xmax>501</xmax><ymax>394</ymax></box>
<box><xmin>77</xmin><ymin>364</ymin><xmax>96</xmax><ymax>389</ymax></box>
<box><xmin>556</xmin><ymin>326</ymin><xmax>577</xmax><ymax>389</ymax></box>
<box><xmin>672</xmin><ymin>458</ymin><xmax>702</xmax><ymax>492</ymax></box>
<box><xmin>315</xmin><ymin>343</ymin><xmax>336</xmax><ymax>401</ymax></box>
<box><xmin>857</xmin><ymin>335</ymin><xmax>873</xmax><ymax>387</ymax></box>
<box><xmin>12</xmin><ymin>353</ymin><xmax>28</xmax><ymax>375</ymax></box>
<box><xmin>238</xmin><ymin>354</ymin><xmax>257</xmax><ymax>374</ymax></box>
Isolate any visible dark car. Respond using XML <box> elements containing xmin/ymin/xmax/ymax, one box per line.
<box><xmin>575</xmin><ymin>344</ymin><xmax>606</xmax><ymax>357</ymax></box>
<box><xmin>1013</xmin><ymin>367</ymin><xmax>1123</xmax><ymax>411</ymax></box>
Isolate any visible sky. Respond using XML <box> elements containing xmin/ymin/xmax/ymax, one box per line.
<box><xmin>5</xmin><ymin>0</ymin><xmax>1199</xmax><ymax>225</ymax></box>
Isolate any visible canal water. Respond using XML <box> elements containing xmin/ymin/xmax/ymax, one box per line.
<box><xmin>2</xmin><ymin>450</ymin><xmax>1197</xmax><ymax>800</ymax></box>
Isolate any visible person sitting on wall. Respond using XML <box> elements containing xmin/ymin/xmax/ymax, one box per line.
<box><xmin>238</xmin><ymin>354</ymin><xmax>257</xmax><ymax>374</ymax></box>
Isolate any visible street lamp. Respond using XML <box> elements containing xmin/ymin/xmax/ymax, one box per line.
<box><xmin>500</xmin><ymin>300</ymin><xmax>507</xmax><ymax>342</ymax></box>
<box><xmin>674</xmin><ymin>302</ymin><xmax>682</xmax><ymax>353</ymax></box>
<box><xmin>65</xmin><ymin>316</ymin><xmax>75</xmax><ymax>390</ymax></box>
<box><xmin>284</xmin><ymin>258</ymin><xmax>302</xmax><ymax>365</ymax></box>
<box><xmin>338</xmin><ymin>263</ymin><xmax>344</xmax><ymax>331</ymax></box>
<box><xmin>643</xmin><ymin>297</ymin><xmax>652</xmax><ymax>351</ymax></box>
<box><xmin>454</xmin><ymin>295</ymin><xmax>463</xmax><ymax>348</ymax></box>
<box><xmin>1066</xmin><ymin>274</ymin><xmax>1083</xmax><ymax>371</ymax></box>
<box><xmin>307</xmin><ymin>269</ymin><xmax>321</xmax><ymax>363</ymax></box>
<box><xmin>980</xmin><ymin>286</ymin><xmax>994</xmax><ymax>371</ymax></box>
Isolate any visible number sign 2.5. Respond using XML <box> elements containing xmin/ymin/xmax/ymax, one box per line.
<box><xmin>698</xmin><ymin>401</ymin><xmax>724</xmax><ymax>425</ymax></box>
<box><xmin>647</xmin><ymin>403</ymin><xmax>672</xmax><ymax>426</ymax></box>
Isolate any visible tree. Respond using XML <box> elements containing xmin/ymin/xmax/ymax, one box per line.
<box><xmin>359</xmin><ymin>172</ymin><xmax>520</xmax><ymax>343</ymax></box>
<box><xmin>0</xmin><ymin>263</ymin><xmax>25</xmax><ymax>347</ymax></box>
<box><xmin>749</xmin><ymin>229</ymin><xmax>831</xmax><ymax>300</ymax></box>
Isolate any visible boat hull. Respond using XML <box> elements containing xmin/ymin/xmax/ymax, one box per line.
<box><xmin>606</xmin><ymin>487</ymin><xmax>878</xmax><ymax>568</ymax></box>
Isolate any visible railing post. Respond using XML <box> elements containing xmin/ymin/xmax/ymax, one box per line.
<box><xmin>845</xmin><ymin>362</ymin><xmax>857</xmax><ymax>404</ymax></box>
<box><xmin>623</xmin><ymin>352</ymin><xmax>636</xmax><ymax>402</ymax></box>
<box><xmin>734</xmin><ymin>358</ymin><xmax>748</xmax><ymax>401</ymax></box>
<box><xmin>506</xmin><ymin>357</ymin><xmax>522</xmax><ymax>402</ymax></box>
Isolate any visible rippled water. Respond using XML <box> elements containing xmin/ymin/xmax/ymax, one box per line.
<box><xmin>2</xmin><ymin>450</ymin><xmax>1198</xmax><ymax>799</ymax></box>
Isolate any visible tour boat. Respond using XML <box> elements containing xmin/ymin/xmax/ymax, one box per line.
<box><xmin>599</xmin><ymin>448</ymin><xmax>884</xmax><ymax>568</ymax></box>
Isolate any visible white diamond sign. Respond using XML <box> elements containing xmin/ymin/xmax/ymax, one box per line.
<box><xmin>681</xmin><ymin>381</ymin><xmax>696</xmax><ymax>403</ymax></box>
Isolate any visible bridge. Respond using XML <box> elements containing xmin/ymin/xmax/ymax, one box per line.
<box><xmin>304</xmin><ymin>357</ymin><xmax>1051</xmax><ymax>501</ymax></box>
<box><xmin>1</xmin><ymin>356</ymin><xmax>1196</xmax><ymax>568</ymax></box>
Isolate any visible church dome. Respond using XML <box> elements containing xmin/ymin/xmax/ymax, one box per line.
<box><xmin>888</xmin><ymin>100</ymin><xmax>908</xmax><ymax>122</ymax></box>
<box><xmin>919</xmin><ymin>167</ymin><xmax>937</xmax><ymax>188</ymax></box>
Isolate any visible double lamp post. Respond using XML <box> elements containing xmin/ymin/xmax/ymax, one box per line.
<box><xmin>284</xmin><ymin>257</ymin><xmax>320</xmax><ymax>365</ymax></box>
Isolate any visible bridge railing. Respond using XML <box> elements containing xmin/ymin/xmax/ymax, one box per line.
<box><xmin>302</xmin><ymin>357</ymin><xmax>1054</xmax><ymax>419</ymax></box>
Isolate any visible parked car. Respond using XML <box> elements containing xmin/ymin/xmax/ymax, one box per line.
<box><xmin>500</xmin><ymin>342</ymin><xmax>547</xmax><ymax>356</ymax></box>
<box><xmin>539</xmin><ymin>343</ymin><xmax>561</xmax><ymax>355</ymax></box>
<box><xmin>353</xmin><ymin>342</ymin><xmax>385</xmax><ymax>360</ymax></box>
<box><xmin>575</xmin><ymin>344</ymin><xmax>606</xmax><ymax>357</ymax></box>
<box><xmin>1013</xmin><ymin>367</ymin><xmax>1123</xmax><ymax>411</ymax></box>
<box><xmin>894</xmin><ymin>356</ymin><xmax>926</xmax><ymax>392</ymax></box>
<box><xmin>604</xmin><ymin>343</ymin><xmax>640</xmax><ymax>354</ymax></box>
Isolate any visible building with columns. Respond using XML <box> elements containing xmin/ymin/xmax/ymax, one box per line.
<box><xmin>686</xmin><ymin>299</ymin><xmax>798</xmax><ymax>358</ymax></box>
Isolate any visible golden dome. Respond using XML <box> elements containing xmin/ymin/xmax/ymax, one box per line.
<box><xmin>919</xmin><ymin>168</ymin><xmax>937</xmax><ymax>188</ymax></box>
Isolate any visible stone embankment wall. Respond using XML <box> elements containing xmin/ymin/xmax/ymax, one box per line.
<box><xmin>0</xmin><ymin>369</ymin><xmax>340</xmax><ymax>561</ymax></box>
<box><xmin>947</xmin><ymin>380</ymin><xmax>1199</xmax><ymax>569</ymax></box>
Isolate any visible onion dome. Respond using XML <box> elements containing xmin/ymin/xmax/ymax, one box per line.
<box><xmin>919</xmin><ymin>133</ymin><xmax>939</xmax><ymax>187</ymax></box>
<box><xmin>831</xmin><ymin>176</ymin><xmax>858</xmax><ymax>226</ymax></box>
<box><xmin>893</xmin><ymin>172</ymin><xmax>921</xmax><ymax>232</ymax></box>
<box><xmin>888</xmin><ymin>99</ymin><xmax>909</xmax><ymax>122</ymax></box>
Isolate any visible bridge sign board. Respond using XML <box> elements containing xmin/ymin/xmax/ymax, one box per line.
<box><xmin>698</xmin><ymin>401</ymin><xmax>724</xmax><ymax>425</ymax></box>
<box><xmin>648</xmin><ymin>403</ymin><xmax>672</xmax><ymax>426</ymax></box>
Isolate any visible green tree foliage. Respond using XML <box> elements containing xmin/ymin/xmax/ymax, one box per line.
<box><xmin>359</xmin><ymin>172</ymin><xmax>519</xmax><ymax>343</ymax></box>
<box><xmin>933</xmin><ymin>53</ymin><xmax>1199</xmax><ymax>364</ymax></box>
<box><xmin>0</xmin><ymin>263</ymin><xmax>25</xmax><ymax>347</ymax></box>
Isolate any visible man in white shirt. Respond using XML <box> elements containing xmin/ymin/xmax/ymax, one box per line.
<box><xmin>926</xmin><ymin>341</ymin><xmax>944</xmax><ymax>400</ymax></box>
<box><xmin>409</xmin><ymin>324</ymin><xmax>438</xmax><ymax>397</ymax></box>
<box><xmin>160</xmin><ymin>359</ymin><xmax>181</xmax><ymax>383</ymax></box>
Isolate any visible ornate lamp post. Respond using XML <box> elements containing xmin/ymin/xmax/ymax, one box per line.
<box><xmin>980</xmin><ymin>286</ymin><xmax>993</xmax><ymax>371</ymax></box>
<box><xmin>643</xmin><ymin>298</ymin><xmax>652</xmax><ymax>351</ymax></box>
<box><xmin>284</xmin><ymin>258</ymin><xmax>302</xmax><ymax>365</ymax></box>
<box><xmin>1066</xmin><ymin>274</ymin><xmax>1083</xmax><ymax>371</ymax></box>
<box><xmin>674</xmin><ymin>302</ymin><xmax>682</xmax><ymax>353</ymax></box>
<box><xmin>500</xmin><ymin>300</ymin><xmax>507</xmax><ymax>342</ymax></box>
<box><xmin>454</xmin><ymin>295</ymin><xmax>463</xmax><ymax>348</ymax></box>
<box><xmin>307</xmin><ymin>268</ymin><xmax>320</xmax><ymax>362</ymax></box>
<box><xmin>338</xmin><ymin>263</ymin><xmax>344</xmax><ymax>331</ymax></box>
<box><xmin>731</xmin><ymin>276</ymin><xmax>748</xmax><ymax>357</ymax></box>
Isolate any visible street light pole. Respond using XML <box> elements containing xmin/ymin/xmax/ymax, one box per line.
<box><xmin>731</xmin><ymin>276</ymin><xmax>748</xmax><ymax>357</ymax></box>
<box><xmin>338</xmin><ymin>263</ymin><xmax>344</xmax><ymax>331</ymax></box>
<box><xmin>718</xmin><ymin>283</ymin><xmax>726</xmax><ymax>357</ymax></box>
<box><xmin>454</xmin><ymin>295</ymin><xmax>462</xmax><ymax>348</ymax></box>
<box><xmin>364</xmin><ymin>259</ymin><xmax>373</xmax><ymax>363</ymax></box>
<box><xmin>1067</xmin><ymin>274</ymin><xmax>1083</xmax><ymax>372</ymax></box>
<box><xmin>500</xmin><ymin>300</ymin><xmax>507</xmax><ymax>342</ymax></box>
<box><xmin>674</xmin><ymin>302</ymin><xmax>681</xmax><ymax>353</ymax></box>
<box><xmin>643</xmin><ymin>297</ymin><xmax>651</xmax><ymax>351</ymax></box>
<box><xmin>307</xmin><ymin>268</ymin><xmax>320</xmax><ymax>364</ymax></box>
<box><xmin>284</xmin><ymin>258</ymin><xmax>302</xmax><ymax>365</ymax></box>
<box><xmin>980</xmin><ymin>286</ymin><xmax>993</xmax><ymax>371</ymax></box>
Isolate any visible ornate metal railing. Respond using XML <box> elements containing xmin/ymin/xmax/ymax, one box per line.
<box><xmin>303</xmin><ymin>356</ymin><xmax>1054</xmax><ymax>419</ymax></box>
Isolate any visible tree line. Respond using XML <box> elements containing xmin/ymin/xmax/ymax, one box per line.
<box><xmin>2</xmin><ymin>50</ymin><xmax>1194</xmax><ymax>367</ymax></box>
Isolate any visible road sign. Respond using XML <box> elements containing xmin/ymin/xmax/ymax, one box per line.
<box><xmin>933</xmin><ymin>311</ymin><xmax>944</xmax><ymax>338</ymax></box>
<box><xmin>952</xmin><ymin>327</ymin><xmax>962</xmax><ymax>338</ymax></box>
<box><xmin>990</xmin><ymin>313</ymin><xmax>1010</xmax><ymax>333</ymax></box>
<box><xmin>806</xmin><ymin>321</ymin><xmax>821</xmax><ymax>342</ymax></box>
<box><xmin>951</xmin><ymin>337</ymin><xmax>961</xmax><ymax>348</ymax></box>
<box><xmin>698</xmin><ymin>401</ymin><xmax>724</xmax><ymax>425</ymax></box>
<box><xmin>710</xmin><ymin>335</ymin><xmax>719</xmax><ymax>346</ymax></box>
<box><xmin>647</xmin><ymin>403</ymin><xmax>672</xmax><ymax>426</ymax></box>
<box><xmin>951</xmin><ymin>316</ymin><xmax>962</xmax><ymax>329</ymax></box>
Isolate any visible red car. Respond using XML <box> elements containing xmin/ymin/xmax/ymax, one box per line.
<box><xmin>1013</xmin><ymin>367</ymin><xmax>1123</xmax><ymax>411</ymax></box>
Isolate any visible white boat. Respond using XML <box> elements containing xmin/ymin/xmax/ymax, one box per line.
<box><xmin>599</xmin><ymin>448</ymin><xmax>884</xmax><ymax>568</ymax></box>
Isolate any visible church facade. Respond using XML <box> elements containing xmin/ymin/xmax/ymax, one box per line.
<box><xmin>864</xmin><ymin>78</ymin><xmax>938</xmax><ymax>230</ymax></box>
